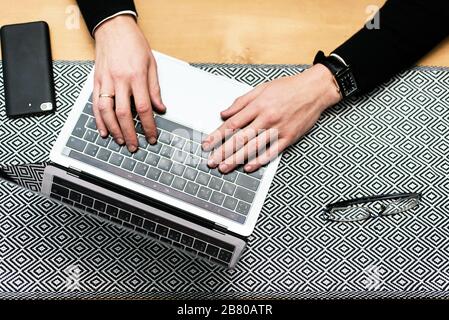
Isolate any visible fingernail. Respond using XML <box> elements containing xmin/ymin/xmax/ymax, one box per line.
<box><xmin>149</xmin><ymin>137</ymin><xmax>157</xmax><ymax>145</ymax></box>
<box><xmin>208</xmin><ymin>158</ymin><xmax>216</xmax><ymax>167</ymax></box>
<box><xmin>202</xmin><ymin>142</ymin><xmax>210</xmax><ymax>151</ymax></box>
<box><xmin>128</xmin><ymin>144</ymin><xmax>137</xmax><ymax>152</ymax></box>
<box><xmin>219</xmin><ymin>163</ymin><xmax>228</xmax><ymax>173</ymax></box>
<box><xmin>99</xmin><ymin>130</ymin><xmax>106</xmax><ymax>137</ymax></box>
<box><xmin>117</xmin><ymin>138</ymin><xmax>124</xmax><ymax>145</ymax></box>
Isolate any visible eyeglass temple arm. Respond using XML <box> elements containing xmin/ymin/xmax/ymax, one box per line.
<box><xmin>324</xmin><ymin>192</ymin><xmax>422</xmax><ymax>211</ymax></box>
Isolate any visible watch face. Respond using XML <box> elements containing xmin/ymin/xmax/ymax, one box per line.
<box><xmin>338</xmin><ymin>69</ymin><xmax>358</xmax><ymax>97</ymax></box>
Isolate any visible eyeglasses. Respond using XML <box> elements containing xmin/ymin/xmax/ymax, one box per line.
<box><xmin>321</xmin><ymin>193</ymin><xmax>422</xmax><ymax>222</ymax></box>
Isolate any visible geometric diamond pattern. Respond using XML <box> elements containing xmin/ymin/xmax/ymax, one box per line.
<box><xmin>1</xmin><ymin>61</ymin><xmax>449</xmax><ymax>298</ymax></box>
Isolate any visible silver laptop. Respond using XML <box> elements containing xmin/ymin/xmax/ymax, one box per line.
<box><xmin>46</xmin><ymin>52</ymin><xmax>281</xmax><ymax>268</ymax></box>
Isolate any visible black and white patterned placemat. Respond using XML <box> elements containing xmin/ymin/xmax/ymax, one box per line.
<box><xmin>0</xmin><ymin>61</ymin><xmax>449</xmax><ymax>299</ymax></box>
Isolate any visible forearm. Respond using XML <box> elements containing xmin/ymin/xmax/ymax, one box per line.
<box><xmin>333</xmin><ymin>0</ymin><xmax>449</xmax><ymax>94</ymax></box>
<box><xmin>76</xmin><ymin>0</ymin><xmax>137</xmax><ymax>36</ymax></box>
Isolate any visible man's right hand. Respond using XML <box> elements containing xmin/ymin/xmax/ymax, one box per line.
<box><xmin>93</xmin><ymin>15</ymin><xmax>166</xmax><ymax>152</ymax></box>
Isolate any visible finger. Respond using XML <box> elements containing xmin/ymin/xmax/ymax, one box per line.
<box><xmin>244</xmin><ymin>136</ymin><xmax>287</xmax><ymax>173</ymax></box>
<box><xmin>115</xmin><ymin>84</ymin><xmax>138</xmax><ymax>152</ymax></box>
<box><xmin>92</xmin><ymin>79</ymin><xmax>108</xmax><ymax>137</ymax></box>
<box><xmin>202</xmin><ymin>103</ymin><xmax>258</xmax><ymax>151</ymax></box>
<box><xmin>131</xmin><ymin>76</ymin><xmax>157</xmax><ymax>144</ymax></box>
<box><xmin>98</xmin><ymin>78</ymin><xmax>124</xmax><ymax>145</ymax></box>
<box><xmin>148</xmin><ymin>59</ymin><xmax>166</xmax><ymax>113</ymax></box>
<box><xmin>217</xmin><ymin>128</ymin><xmax>274</xmax><ymax>173</ymax></box>
<box><xmin>208</xmin><ymin>119</ymin><xmax>263</xmax><ymax>168</ymax></box>
<box><xmin>220</xmin><ymin>83</ymin><xmax>267</xmax><ymax>119</ymax></box>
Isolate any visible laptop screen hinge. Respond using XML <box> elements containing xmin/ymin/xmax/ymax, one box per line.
<box><xmin>213</xmin><ymin>223</ymin><xmax>228</xmax><ymax>234</ymax></box>
<box><xmin>67</xmin><ymin>166</ymin><xmax>82</xmax><ymax>177</ymax></box>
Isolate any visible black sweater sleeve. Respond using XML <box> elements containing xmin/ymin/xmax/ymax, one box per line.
<box><xmin>76</xmin><ymin>0</ymin><xmax>137</xmax><ymax>36</ymax></box>
<box><xmin>333</xmin><ymin>0</ymin><xmax>449</xmax><ymax>95</ymax></box>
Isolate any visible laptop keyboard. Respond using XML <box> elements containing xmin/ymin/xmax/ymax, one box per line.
<box><xmin>64</xmin><ymin>100</ymin><xmax>265</xmax><ymax>224</ymax></box>
<box><xmin>50</xmin><ymin>176</ymin><xmax>235</xmax><ymax>266</ymax></box>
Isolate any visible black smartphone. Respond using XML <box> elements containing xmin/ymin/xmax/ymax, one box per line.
<box><xmin>1</xmin><ymin>21</ymin><xmax>56</xmax><ymax>117</ymax></box>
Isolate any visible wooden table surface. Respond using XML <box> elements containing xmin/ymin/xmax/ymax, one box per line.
<box><xmin>1</xmin><ymin>0</ymin><xmax>449</xmax><ymax>66</ymax></box>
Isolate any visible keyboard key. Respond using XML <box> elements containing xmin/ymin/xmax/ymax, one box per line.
<box><xmin>205</xmin><ymin>244</ymin><xmax>220</xmax><ymax>257</ymax></box>
<box><xmin>210</xmin><ymin>191</ymin><xmax>225</xmax><ymax>206</ymax></box>
<box><xmin>159</xmin><ymin>131</ymin><xmax>173</xmax><ymax>144</ymax></box>
<box><xmin>248</xmin><ymin>168</ymin><xmax>265</xmax><ymax>180</ymax></box>
<box><xmin>183</xmin><ymin>167</ymin><xmax>198</xmax><ymax>181</ymax></box>
<box><xmin>62</xmin><ymin>198</ymin><xmax>74</xmax><ymax>206</ymax></box>
<box><xmin>171</xmin><ymin>136</ymin><xmax>185</xmax><ymax>149</ymax></box>
<box><xmin>84</xmin><ymin>143</ymin><xmax>99</xmax><ymax>157</ymax></box>
<box><xmin>185</xmin><ymin>155</ymin><xmax>200</xmax><ymax>168</ymax></box>
<box><xmin>222</xmin><ymin>182</ymin><xmax>236</xmax><ymax>196</ymax></box>
<box><xmin>66</xmin><ymin>137</ymin><xmax>87</xmax><ymax>152</ymax></box>
<box><xmin>158</xmin><ymin>158</ymin><xmax>173</xmax><ymax>171</ymax></box>
<box><xmin>236</xmin><ymin>201</ymin><xmax>251</xmax><ymax>215</ymax></box>
<box><xmin>171</xmin><ymin>163</ymin><xmax>185</xmax><ymax>176</ymax></box>
<box><xmin>184</xmin><ymin>182</ymin><xmax>199</xmax><ymax>196</ymax></box>
<box><xmin>160</xmin><ymin>145</ymin><xmax>174</xmax><ymax>158</ymax></box>
<box><xmin>84</xmin><ymin>130</ymin><xmax>98</xmax><ymax>143</ymax></box>
<box><xmin>159</xmin><ymin>172</ymin><xmax>174</xmax><ymax>186</ymax></box>
<box><xmin>181</xmin><ymin>235</ymin><xmax>194</xmax><ymax>247</ymax></box>
<box><xmin>183</xmin><ymin>141</ymin><xmax>198</xmax><ymax>154</ymax></box>
<box><xmin>96</xmin><ymin>136</ymin><xmax>110</xmax><ymax>148</ymax></box>
<box><xmin>196</xmin><ymin>148</ymin><xmax>210</xmax><ymax>159</ymax></box>
<box><xmin>83</xmin><ymin>103</ymin><xmax>93</xmax><ymax>115</ymax></box>
<box><xmin>72</xmin><ymin>114</ymin><xmax>88</xmax><ymax>138</ymax></box>
<box><xmin>145</xmin><ymin>153</ymin><xmax>160</xmax><ymax>166</ymax></box>
<box><xmin>197</xmin><ymin>186</ymin><xmax>212</xmax><ymax>201</ymax></box>
<box><xmin>118</xmin><ymin>210</ymin><xmax>131</xmax><ymax>222</ymax></box>
<box><xmin>134</xmin><ymin>162</ymin><xmax>149</xmax><ymax>176</ymax></box>
<box><xmin>147</xmin><ymin>167</ymin><xmax>162</xmax><ymax>181</ymax></box>
<box><xmin>121</xmin><ymin>158</ymin><xmax>137</xmax><ymax>171</ymax></box>
<box><xmin>198</xmin><ymin>160</ymin><xmax>210</xmax><ymax>173</ymax></box>
<box><xmin>86</xmin><ymin>117</ymin><xmax>97</xmax><ymax>130</ymax></box>
<box><xmin>156</xmin><ymin>225</ymin><xmax>168</xmax><ymax>237</ymax></box>
<box><xmin>51</xmin><ymin>184</ymin><xmax>69</xmax><ymax>198</ymax></box>
<box><xmin>236</xmin><ymin>174</ymin><xmax>260</xmax><ymax>191</ymax></box>
<box><xmin>97</xmin><ymin>148</ymin><xmax>112</xmax><ymax>162</ymax></box>
<box><xmin>81</xmin><ymin>195</ymin><xmax>94</xmax><ymax>207</ymax></box>
<box><xmin>69</xmin><ymin>191</ymin><xmax>81</xmax><ymax>203</ymax></box>
<box><xmin>208</xmin><ymin>177</ymin><xmax>223</xmax><ymax>191</ymax></box>
<box><xmin>135</xmin><ymin>122</ymin><xmax>145</xmax><ymax>135</ymax></box>
<box><xmin>106</xmin><ymin>205</ymin><xmax>118</xmax><ymax>217</ymax></box>
<box><xmin>223</xmin><ymin>171</ymin><xmax>238</xmax><ymax>183</ymax></box>
<box><xmin>129</xmin><ymin>215</ymin><xmax>143</xmax><ymax>227</ymax></box>
<box><xmin>133</xmin><ymin>149</ymin><xmax>148</xmax><ymax>162</ymax></box>
<box><xmin>109</xmin><ymin>153</ymin><xmax>124</xmax><ymax>166</ymax></box>
<box><xmin>160</xmin><ymin>237</ymin><xmax>172</xmax><ymax>245</ymax></box>
<box><xmin>168</xmin><ymin>230</ymin><xmax>181</xmax><ymax>242</ymax></box>
<box><xmin>193</xmin><ymin>239</ymin><xmax>207</xmax><ymax>252</ymax></box>
<box><xmin>172</xmin><ymin>242</ymin><xmax>185</xmax><ymax>250</ymax></box>
<box><xmin>120</xmin><ymin>147</ymin><xmax>132</xmax><ymax>157</ymax></box>
<box><xmin>94</xmin><ymin>200</ymin><xmax>106</xmax><ymax>212</ymax></box>
<box><xmin>223</xmin><ymin>196</ymin><xmax>238</xmax><ymax>210</ymax></box>
<box><xmin>138</xmin><ymin>135</ymin><xmax>148</xmax><ymax>149</ymax></box>
<box><xmin>172</xmin><ymin>150</ymin><xmax>187</xmax><ymax>163</ymax></box>
<box><xmin>143</xmin><ymin>220</ymin><xmax>156</xmax><ymax>232</ymax></box>
<box><xmin>218</xmin><ymin>250</ymin><xmax>233</xmax><ymax>263</ymax></box>
<box><xmin>234</xmin><ymin>186</ymin><xmax>255</xmax><ymax>203</ymax></box>
<box><xmin>196</xmin><ymin>173</ymin><xmax>210</xmax><ymax>186</ymax></box>
<box><xmin>210</xmin><ymin>168</ymin><xmax>222</xmax><ymax>177</ymax></box>
<box><xmin>108</xmin><ymin>140</ymin><xmax>122</xmax><ymax>152</ymax></box>
<box><xmin>172</xmin><ymin>177</ymin><xmax>187</xmax><ymax>190</ymax></box>
<box><xmin>147</xmin><ymin>143</ymin><xmax>162</xmax><ymax>154</ymax></box>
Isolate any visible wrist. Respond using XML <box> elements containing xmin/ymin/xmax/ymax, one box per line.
<box><xmin>94</xmin><ymin>15</ymin><xmax>137</xmax><ymax>40</ymax></box>
<box><xmin>309</xmin><ymin>63</ymin><xmax>342</xmax><ymax>111</ymax></box>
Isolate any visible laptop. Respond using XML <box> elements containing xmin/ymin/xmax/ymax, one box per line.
<box><xmin>44</xmin><ymin>52</ymin><xmax>281</xmax><ymax>268</ymax></box>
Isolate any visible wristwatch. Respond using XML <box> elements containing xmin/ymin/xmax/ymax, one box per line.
<box><xmin>313</xmin><ymin>50</ymin><xmax>359</xmax><ymax>98</ymax></box>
